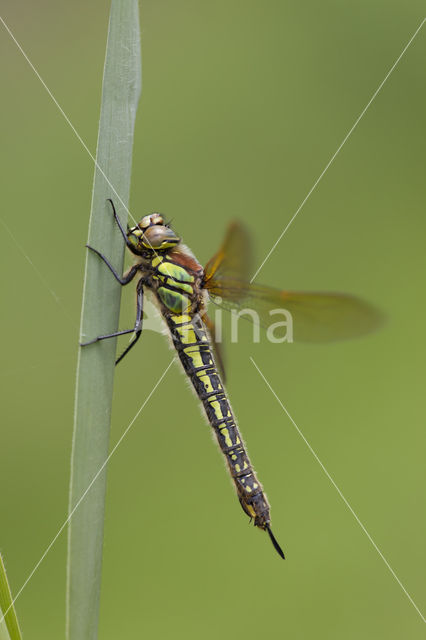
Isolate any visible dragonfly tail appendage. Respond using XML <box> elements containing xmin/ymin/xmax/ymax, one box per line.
<box><xmin>266</xmin><ymin>524</ymin><xmax>285</xmax><ymax>560</ymax></box>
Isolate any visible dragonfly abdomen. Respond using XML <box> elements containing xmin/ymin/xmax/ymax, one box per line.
<box><xmin>165</xmin><ymin>312</ymin><xmax>272</xmax><ymax>531</ymax></box>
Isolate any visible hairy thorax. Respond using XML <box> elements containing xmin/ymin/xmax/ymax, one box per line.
<box><xmin>139</xmin><ymin>244</ymin><xmax>206</xmax><ymax>317</ymax></box>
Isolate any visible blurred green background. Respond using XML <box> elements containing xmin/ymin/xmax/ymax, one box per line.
<box><xmin>1</xmin><ymin>1</ymin><xmax>425</xmax><ymax>638</ymax></box>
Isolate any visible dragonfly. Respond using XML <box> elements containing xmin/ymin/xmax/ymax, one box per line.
<box><xmin>82</xmin><ymin>200</ymin><xmax>382</xmax><ymax>560</ymax></box>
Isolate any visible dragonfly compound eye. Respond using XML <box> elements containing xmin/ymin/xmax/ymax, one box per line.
<box><xmin>142</xmin><ymin>225</ymin><xmax>180</xmax><ymax>250</ymax></box>
<box><xmin>139</xmin><ymin>213</ymin><xmax>164</xmax><ymax>229</ymax></box>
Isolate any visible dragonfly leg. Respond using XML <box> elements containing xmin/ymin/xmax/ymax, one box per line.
<box><xmin>80</xmin><ymin>284</ymin><xmax>144</xmax><ymax>352</ymax></box>
<box><xmin>81</xmin><ymin>326</ymin><xmax>138</xmax><ymax>346</ymax></box>
<box><xmin>86</xmin><ymin>244</ymin><xmax>139</xmax><ymax>285</ymax></box>
<box><xmin>115</xmin><ymin>282</ymin><xmax>144</xmax><ymax>365</ymax></box>
<box><xmin>107</xmin><ymin>198</ymin><xmax>133</xmax><ymax>247</ymax></box>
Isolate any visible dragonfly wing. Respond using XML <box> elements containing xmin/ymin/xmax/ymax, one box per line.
<box><xmin>206</xmin><ymin>281</ymin><xmax>384</xmax><ymax>343</ymax></box>
<box><xmin>204</xmin><ymin>221</ymin><xmax>383</xmax><ymax>342</ymax></box>
<box><xmin>204</xmin><ymin>221</ymin><xmax>253</xmax><ymax>289</ymax></box>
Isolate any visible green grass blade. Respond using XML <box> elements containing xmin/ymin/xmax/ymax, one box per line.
<box><xmin>66</xmin><ymin>2</ymin><xmax>141</xmax><ymax>639</ymax></box>
<box><xmin>0</xmin><ymin>555</ymin><xmax>22</xmax><ymax>640</ymax></box>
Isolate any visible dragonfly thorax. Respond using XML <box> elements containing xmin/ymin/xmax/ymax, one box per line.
<box><xmin>127</xmin><ymin>214</ymin><xmax>180</xmax><ymax>254</ymax></box>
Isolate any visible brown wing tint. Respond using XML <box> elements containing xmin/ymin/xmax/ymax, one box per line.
<box><xmin>204</xmin><ymin>221</ymin><xmax>253</xmax><ymax>290</ymax></box>
<box><xmin>204</xmin><ymin>222</ymin><xmax>383</xmax><ymax>342</ymax></box>
<box><xmin>205</xmin><ymin>280</ymin><xmax>383</xmax><ymax>343</ymax></box>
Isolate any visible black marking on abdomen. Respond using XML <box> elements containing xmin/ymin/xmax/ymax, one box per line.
<box><xmin>165</xmin><ymin>312</ymin><xmax>272</xmax><ymax>531</ymax></box>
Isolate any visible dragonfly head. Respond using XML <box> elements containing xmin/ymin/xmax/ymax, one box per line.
<box><xmin>127</xmin><ymin>214</ymin><xmax>180</xmax><ymax>254</ymax></box>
